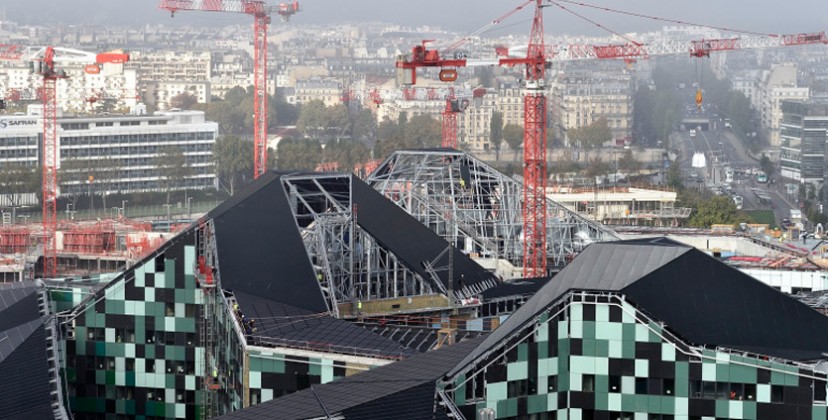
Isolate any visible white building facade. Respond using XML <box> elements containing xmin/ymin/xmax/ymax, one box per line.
<box><xmin>0</xmin><ymin>110</ymin><xmax>217</xmax><ymax>196</ymax></box>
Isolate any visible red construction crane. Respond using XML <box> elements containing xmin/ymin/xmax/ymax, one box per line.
<box><xmin>380</xmin><ymin>86</ymin><xmax>486</xmax><ymax>148</ymax></box>
<box><xmin>159</xmin><ymin>0</ymin><xmax>301</xmax><ymax>179</ymax></box>
<box><xmin>25</xmin><ymin>46</ymin><xmax>130</xmax><ymax>278</ymax></box>
<box><xmin>396</xmin><ymin>0</ymin><xmax>549</xmax><ymax>277</ymax></box>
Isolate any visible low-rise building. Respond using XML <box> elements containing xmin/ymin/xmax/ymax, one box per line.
<box><xmin>0</xmin><ymin>109</ymin><xmax>218</xmax><ymax>196</ymax></box>
<box><xmin>546</xmin><ymin>185</ymin><xmax>691</xmax><ymax>226</ymax></box>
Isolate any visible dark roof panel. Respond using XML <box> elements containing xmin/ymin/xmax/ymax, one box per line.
<box><xmin>450</xmin><ymin>239</ymin><xmax>828</xmax><ymax>376</ymax></box>
<box><xmin>351</xmin><ymin>177</ymin><xmax>497</xmax><ymax>293</ymax></box>
<box><xmin>0</xmin><ymin>281</ymin><xmax>42</xmax><ymax>333</ymax></box>
<box><xmin>623</xmin><ymin>248</ymin><xmax>828</xmax><ymax>361</ymax></box>
<box><xmin>212</xmin><ymin>173</ymin><xmax>327</xmax><ymax>313</ymax></box>
<box><xmin>216</xmin><ymin>337</ymin><xmax>483</xmax><ymax>420</ymax></box>
<box><xmin>0</xmin><ymin>282</ymin><xmax>54</xmax><ymax>420</ymax></box>
<box><xmin>234</xmin><ymin>291</ymin><xmax>412</xmax><ymax>358</ymax></box>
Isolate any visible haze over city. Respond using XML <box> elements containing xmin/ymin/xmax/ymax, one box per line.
<box><xmin>4</xmin><ymin>0</ymin><xmax>827</xmax><ymax>34</ymax></box>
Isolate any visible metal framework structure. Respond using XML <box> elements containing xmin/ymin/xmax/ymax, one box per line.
<box><xmin>159</xmin><ymin>0</ymin><xmax>300</xmax><ymax>179</ymax></box>
<box><xmin>368</xmin><ymin>150</ymin><xmax>618</xmax><ymax>273</ymax></box>
<box><xmin>194</xmin><ymin>218</ymin><xmax>221</xmax><ymax>419</ymax></box>
<box><xmin>282</xmin><ymin>174</ymin><xmax>439</xmax><ymax>317</ymax></box>
<box><xmin>39</xmin><ymin>51</ymin><xmax>61</xmax><ymax>278</ymax></box>
<box><xmin>557</xmin><ymin>31</ymin><xmax>828</xmax><ymax>61</ymax></box>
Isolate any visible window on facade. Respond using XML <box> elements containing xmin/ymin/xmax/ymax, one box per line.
<box><xmin>771</xmin><ymin>385</ymin><xmax>784</xmax><ymax>403</ymax></box>
<box><xmin>583</xmin><ymin>374</ymin><xmax>595</xmax><ymax>392</ymax></box>
<box><xmin>663</xmin><ymin>378</ymin><xmax>674</xmax><ymax>396</ymax></box>
<box><xmin>548</xmin><ymin>375</ymin><xmax>558</xmax><ymax>392</ymax></box>
<box><xmin>609</xmin><ymin>375</ymin><xmax>621</xmax><ymax>392</ymax></box>
<box><xmin>635</xmin><ymin>378</ymin><xmax>648</xmax><ymax>394</ymax></box>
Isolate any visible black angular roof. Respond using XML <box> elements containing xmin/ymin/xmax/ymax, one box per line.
<box><xmin>209</xmin><ymin>171</ymin><xmax>329</xmax><ymax>313</ymax></box>
<box><xmin>215</xmin><ymin>336</ymin><xmax>483</xmax><ymax>420</ymax></box>
<box><xmin>0</xmin><ymin>281</ymin><xmax>56</xmax><ymax>419</ymax></box>
<box><xmin>207</xmin><ymin>171</ymin><xmax>497</xmax><ymax>314</ymax></box>
<box><xmin>450</xmin><ymin>238</ymin><xmax>828</xmax><ymax>376</ymax></box>
<box><xmin>233</xmin><ymin>291</ymin><xmax>413</xmax><ymax>359</ymax></box>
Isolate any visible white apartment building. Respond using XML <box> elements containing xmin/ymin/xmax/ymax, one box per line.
<box><xmin>144</xmin><ymin>81</ymin><xmax>211</xmax><ymax>110</ymax></box>
<box><xmin>457</xmin><ymin>89</ymin><xmax>495</xmax><ymax>151</ymax></box>
<box><xmin>294</xmin><ymin>78</ymin><xmax>343</xmax><ymax>107</ymax></box>
<box><xmin>751</xmin><ymin>64</ymin><xmax>810</xmax><ymax>150</ymax></box>
<box><xmin>0</xmin><ymin>63</ymin><xmax>139</xmax><ymax>112</ymax></box>
<box><xmin>0</xmin><ymin>109</ymin><xmax>217</xmax><ymax>196</ymax></box>
<box><xmin>551</xmin><ymin>71</ymin><xmax>634</xmax><ymax>147</ymax></box>
<box><xmin>761</xmin><ymin>85</ymin><xmax>809</xmax><ymax>148</ymax></box>
<box><xmin>494</xmin><ymin>85</ymin><xmax>524</xmax><ymax>128</ymax></box>
<box><xmin>129</xmin><ymin>51</ymin><xmax>212</xmax><ymax>82</ymax></box>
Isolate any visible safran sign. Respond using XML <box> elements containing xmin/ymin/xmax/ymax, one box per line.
<box><xmin>0</xmin><ymin>119</ymin><xmax>39</xmax><ymax>129</ymax></box>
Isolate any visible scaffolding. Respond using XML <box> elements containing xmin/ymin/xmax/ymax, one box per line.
<box><xmin>282</xmin><ymin>174</ymin><xmax>437</xmax><ymax>317</ymax></box>
<box><xmin>367</xmin><ymin>150</ymin><xmax>619</xmax><ymax>270</ymax></box>
<box><xmin>195</xmin><ymin>219</ymin><xmax>221</xmax><ymax>419</ymax></box>
<box><xmin>63</xmin><ymin>223</ymin><xmax>116</xmax><ymax>255</ymax></box>
<box><xmin>0</xmin><ymin>227</ymin><xmax>31</xmax><ymax>254</ymax></box>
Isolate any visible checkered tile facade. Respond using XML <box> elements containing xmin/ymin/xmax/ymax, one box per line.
<box><xmin>62</xmin><ymin>236</ymin><xmax>227</xmax><ymax>419</ymax></box>
<box><xmin>448</xmin><ymin>294</ymin><xmax>828</xmax><ymax>420</ymax></box>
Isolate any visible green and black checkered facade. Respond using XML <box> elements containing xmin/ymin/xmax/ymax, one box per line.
<box><xmin>444</xmin><ymin>292</ymin><xmax>828</xmax><ymax>420</ymax></box>
<box><xmin>62</xmin><ymin>233</ymin><xmax>223</xmax><ymax>419</ymax></box>
<box><xmin>55</xmin><ymin>231</ymin><xmax>388</xmax><ymax>419</ymax></box>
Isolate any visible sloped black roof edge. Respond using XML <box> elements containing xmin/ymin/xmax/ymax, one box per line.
<box><xmin>215</xmin><ymin>336</ymin><xmax>485</xmax><ymax>420</ymax></box>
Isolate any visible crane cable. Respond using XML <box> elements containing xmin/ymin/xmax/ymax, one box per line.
<box><xmin>443</xmin><ymin>0</ymin><xmax>535</xmax><ymax>53</ymax></box>
<box><xmin>547</xmin><ymin>0</ymin><xmax>642</xmax><ymax>45</ymax></box>
<box><xmin>552</xmin><ymin>0</ymin><xmax>780</xmax><ymax>38</ymax></box>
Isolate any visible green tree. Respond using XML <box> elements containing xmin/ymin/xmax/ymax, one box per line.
<box><xmin>585</xmin><ymin>157</ymin><xmax>611</xmax><ymax>180</ymax></box>
<box><xmin>490</xmin><ymin>111</ymin><xmax>504</xmax><ymax>160</ymax></box>
<box><xmin>688</xmin><ymin>195</ymin><xmax>740</xmax><ymax>228</ymax></box>
<box><xmin>617</xmin><ymin>150</ymin><xmax>641</xmax><ymax>174</ymax></box>
<box><xmin>296</xmin><ymin>100</ymin><xmax>328</xmax><ymax>137</ymax></box>
<box><xmin>666</xmin><ymin>160</ymin><xmax>683</xmax><ymax>191</ymax></box>
<box><xmin>170</xmin><ymin>92</ymin><xmax>198</xmax><ymax>110</ymax></box>
<box><xmin>503</xmin><ymin>123</ymin><xmax>524</xmax><ymax>161</ymax></box>
<box><xmin>213</xmin><ymin>136</ymin><xmax>253</xmax><ymax>196</ymax></box>
<box><xmin>323</xmin><ymin>139</ymin><xmax>370</xmax><ymax>172</ymax></box>
<box><xmin>276</xmin><ymin>138</ymin><xmax>322</xmax><ymax>171</ymax></box>
<box><xmin>153</xmin><ymin>146</ymin><xmax>192</xmax><ymax>205</ymax></box>
<box><xmin>351</xmin><ymin>108</ymin><xmax>377</xmax><ymax>144</ymax></box>
<box><xmin>405</xmin><ymin>114</ymin><xmax>441</xmax><ymax>148</ymax></box>
<box><xmin>0</xmin><ymin>163</ymin><xmax>38</xmax><ymax>207</ymax></box>
<box><xmin>569</xmin><ymin>118</ymin><xmax>613</xmax><ymax>159</ymax></box>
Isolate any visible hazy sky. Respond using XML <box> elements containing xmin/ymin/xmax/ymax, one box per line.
<box><xmin>4</xmin><ymin>0</ymin><xmax>827</xmax><ymax>37</ymax></box>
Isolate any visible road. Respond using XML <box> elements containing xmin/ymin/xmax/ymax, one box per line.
<box><xmin>674</xmin><ymin>118</ymin><xmax>795</xmax><ymax>226</ymax></box>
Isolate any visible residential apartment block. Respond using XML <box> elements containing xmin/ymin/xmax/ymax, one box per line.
<box><xmin>780</xmin><ymin>100</ymin><xmax>828</xmax><ymax>184</ymax></box>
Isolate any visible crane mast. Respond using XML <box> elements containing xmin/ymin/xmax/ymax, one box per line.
<box><xmin>521</xmin><ymin>0</ymin><xmax>548</xmax><ymax>277</ymax></box>
<box><xmin>159</xmin><ymin>0</ymin><xmax>301</xmax><ymax>179</ymax></box>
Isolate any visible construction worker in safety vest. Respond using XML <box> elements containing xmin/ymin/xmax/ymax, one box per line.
<box><xmin>459</xmin><ymin>177</ymin><xmax>466</xmax><ymax>189</ymax></box>
<box><xmin>316</xmin><ymin>272</ymin><xmax>323</xmax><ymax>282</ymax></box>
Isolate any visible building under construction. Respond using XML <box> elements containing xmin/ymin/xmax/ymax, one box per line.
<box><xmin>4</xmin><ymin>150</ymin><xmax>828</xmax><ymax>419</ymax></box>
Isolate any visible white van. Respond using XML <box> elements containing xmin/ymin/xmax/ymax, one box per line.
<box><xmin>689</xmin><ymin>129</ymin><xmax>697</xmax><ymax>138</ymax></box>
